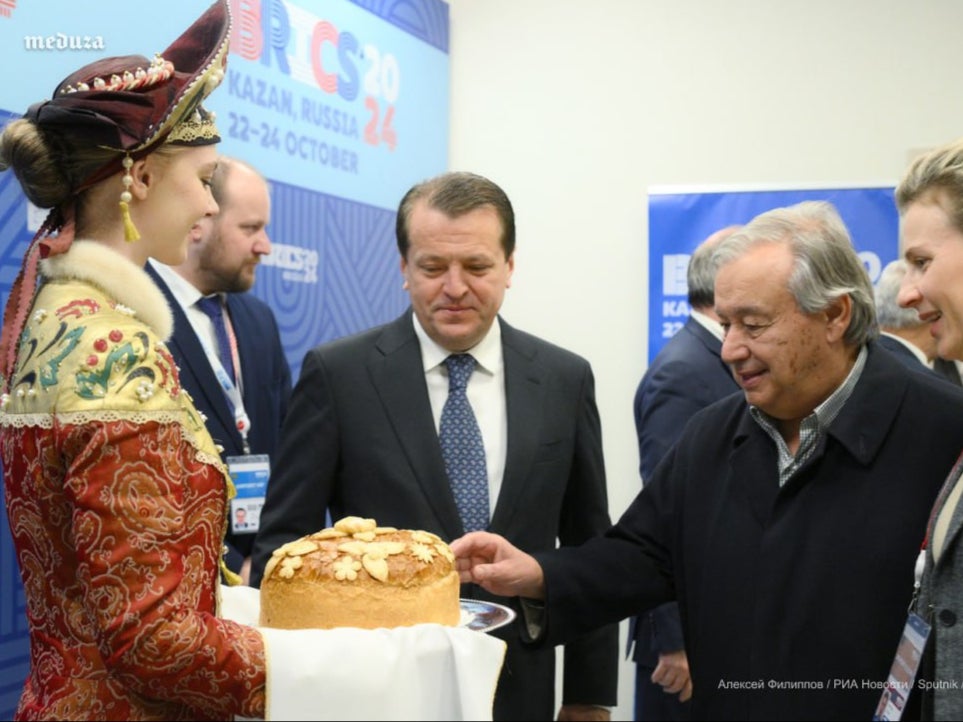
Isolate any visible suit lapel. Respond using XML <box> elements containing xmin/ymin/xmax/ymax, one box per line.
<box><xmin>489</xmin><ymin>322</ymin><xmax>543</xmax><ymax>532</ymax></box>
<box><xmin>687</xmin><ymin>317</ymin><xmax>735</xmax><ymax>378</ymax></box>
<box><xmin>176</xmin><ymin>311</ymin><xmax>242</xmax><ymax>447</ymax></box>
<box><xmin>146</xmin><ymin>264</ymin><xmax>240</xmax><ymax>448</ymax></box>
<box><xmin>686</xmin><ymin>317</ymin><xmax>723</xmax><ymax>357</ymax></box>
<box><xmin>931</xmin><ymin>455</ymin><xmax>963</xmax><ymax>564</ymax></box>
<box><xmin>729</xmin><ymin>414</ymin><xmax>781</xmax><ymax>526</ymax></box>
<box><xmin>369</xmin><ymin>313</ymin><xmax>464</xmax><ymax>540</ymax></box>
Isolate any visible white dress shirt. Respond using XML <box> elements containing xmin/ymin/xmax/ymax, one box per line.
<box><xmin>412</xmin><ymin>314</ymin><xmax>507</xmax><ymax>521</ymax></box>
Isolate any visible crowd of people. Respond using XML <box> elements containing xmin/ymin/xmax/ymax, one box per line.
<box><xmin>3</xmin><ymin>1</ymin><xmax>963</xmax><ymax>721</ymax></box>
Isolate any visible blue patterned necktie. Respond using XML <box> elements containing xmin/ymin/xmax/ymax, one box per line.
<box><xmin>439</xmin><ymin>354</ymin><xmax>490</xmax><ymax>533</ymax></box>
<box><xmin>196</xmin><ymin>295</ymin><xmax>236</xmax><ymax>384</ymax></box>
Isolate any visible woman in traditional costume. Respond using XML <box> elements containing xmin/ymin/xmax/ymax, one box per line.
<box><xmin>0</xmin><ymin>3</ymin><xmax>268</xmax><ymax>718</ymax></box>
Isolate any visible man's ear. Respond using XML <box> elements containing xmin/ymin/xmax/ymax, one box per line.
<box><xmin>825</xmin><ymin>294</ymin><xmax>853</xmax><ymax>343</ymax></box>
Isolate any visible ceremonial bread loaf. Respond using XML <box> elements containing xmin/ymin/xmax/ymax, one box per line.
<box><xmin>259</xmin><ymin>516</ymin><xmax>461</xmax><ymax>629</ymax></box>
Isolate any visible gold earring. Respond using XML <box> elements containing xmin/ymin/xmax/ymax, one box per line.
<box><xmin>120</xmin><ymin>155</ymin><xmax>140</xmax><ymax>242</ymax></box>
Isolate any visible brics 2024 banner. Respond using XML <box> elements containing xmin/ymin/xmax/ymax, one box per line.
<box><xmin>0</xmin><ymin>1</ymin><xmax>449</xmax><ymax>714</ymax></box>
<box><xmin>0</xmin><ymin>0</ymin><xmax>450</xmax><ymax>379</ymax></box>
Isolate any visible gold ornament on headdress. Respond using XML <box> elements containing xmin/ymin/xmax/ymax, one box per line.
<box><xmin>168</xmin><ymin>107</ymin><xmax>221</xmax><ymax>145</ymax></box>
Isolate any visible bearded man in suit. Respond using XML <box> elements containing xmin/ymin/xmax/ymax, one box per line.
<box><xmin>147</xmin><ymin>156</ymin><xmax>292</xmax><ymax>584</ymax></box>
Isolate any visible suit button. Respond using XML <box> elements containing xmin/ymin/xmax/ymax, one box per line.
<box><xmin>939</xmin><ymin>609</ymin><xmax>957</xmax><ymax>627</ymax></box>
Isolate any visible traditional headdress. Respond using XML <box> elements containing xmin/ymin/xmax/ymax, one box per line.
<box><xmin>0</xmin><ymin>0</ymin><xmax>231</xmax><ymax>384</ymax></box>
<box><xmin>31</xmin><ymin>1</ymin><xmax>230</xmax><ymax>155</ymax></box>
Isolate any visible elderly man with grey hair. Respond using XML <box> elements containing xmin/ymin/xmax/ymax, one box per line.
<box><xmin>452</xmin><ymin>201</ymin><xmax>963</xmax><ymax>721</ymax></box>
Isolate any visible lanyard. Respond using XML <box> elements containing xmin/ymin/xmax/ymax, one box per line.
<box><xmin>223</xmin><ymin>310</ymin><xmax>244</xmax><ymax>399</ymax></box>
<box><xmin>194</xmin><ymin>306</ymin><xmax>252</xmax><ymax>454</ymax></box>
<box><xmin>908</xmin><ymin>452</ymin><xmax>963</xmax><ymax>614</ymax></box>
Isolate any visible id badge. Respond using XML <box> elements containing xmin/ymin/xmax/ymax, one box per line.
<box><xmin>873</xmin><ymin>612</ymin><xmax>931</xmax><ymax>721</ymax></box>
<box><xmin>226</xmin><ymin>454</ymin><xmax>270</xmax><ymax>535</ymax></box>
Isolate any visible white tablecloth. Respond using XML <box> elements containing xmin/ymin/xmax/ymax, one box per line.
<box><xmin>221</xmin><ymin>585</ymin><xmax>507</xmax><ymax>721</ymax></box>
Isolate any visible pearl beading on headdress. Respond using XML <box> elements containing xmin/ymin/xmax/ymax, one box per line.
<box><xmin>59</xmin><ymin>54</ymin><xmax>174</xmax><ymax>95</ymax></box>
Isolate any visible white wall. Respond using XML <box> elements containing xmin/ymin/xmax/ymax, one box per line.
<box><xmin>447</xmin><ymin>1</ymin><xmax>963</xmax><ymax>718</ymax></box>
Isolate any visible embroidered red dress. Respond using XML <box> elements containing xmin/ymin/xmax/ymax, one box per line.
<box><xmin>0</xmin><ymin>241</ymin><xmax>266</xmax><ymax>720</ymax></box>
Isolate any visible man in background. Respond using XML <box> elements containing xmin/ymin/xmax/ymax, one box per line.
<box><xmin>876</xmin><ymin>258</ymin><xmax>961</xmax><ymax>387</ymax></box>
<box><xmin>934</xmin><ymin>356</ymin><xmax>963</xmax><ymax>385</ymax></box>
<box><xmin>875</xmin><ymin>258</ymin><xmax>942</xmax><ymax>374</ymax></box>
<box><xmin>147</xmin><ymin>156</ymin><xmax>292</xmax><ymax>584</ymax></box>
<box><xmin>630</xmin><ymin>225</ymin><xmax>741</xmax><ymax>720</ymax></box>
<box><xmin>252</xmin><ymin>171</ymin><xmax>618</xmax><ymax>721</ymax></box>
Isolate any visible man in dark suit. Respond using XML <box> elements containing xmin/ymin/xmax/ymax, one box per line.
<box><xmin>251</xmin><ymin>171</ymin><xmax>618</xmax><ymax>721</ymax></box>
<box><xmin>147</xmin><ymin>156</ymin><xmax>292</xmax><ymax>584</ymax></box>
<box><xmin>630</xmin><ymin>226</ymin><xmax>741</xmax><ymax>720</ymax></box>
<box><xmin>933</xmin><ymin>356</ymin><xmax>963</xmax><ymax>385</ymax></box>
<box><xmin>452</xmin><ymin>201</ymin><xmax>963</xmax><ymax>721</ymax></box>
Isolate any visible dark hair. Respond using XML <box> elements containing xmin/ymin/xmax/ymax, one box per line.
<box><xmin>395</xmin><ymin>171</ymin><xmax>515</xmax><ymax>259</ymax></box>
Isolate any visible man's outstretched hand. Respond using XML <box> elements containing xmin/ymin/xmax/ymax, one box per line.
<box><xmin>450</xmin><ymin>531</ymin><xmax>546</xmax><ymax>600</ymax></box>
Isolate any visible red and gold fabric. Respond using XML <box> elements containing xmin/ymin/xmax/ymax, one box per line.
<box><xmin>0</xmin><ymin>241</ymin><xmax>266</xmax><ymax>720</ymax></box>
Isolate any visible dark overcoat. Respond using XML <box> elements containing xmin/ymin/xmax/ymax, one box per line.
<box><xmin>540</xmin><ymin>342</ymin><xmax>963</xmax><ymax>720</ymax></box>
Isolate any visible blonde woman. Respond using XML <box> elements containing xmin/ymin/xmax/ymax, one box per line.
<box><xmin>897</xmin><ymin>136</ymin><xmax>963</xmax><ymax>721</ymax></box>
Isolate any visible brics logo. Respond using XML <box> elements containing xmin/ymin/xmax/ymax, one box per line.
<box><xmin>261</xmin><ymin>243</ymin><xmax>319</xmax><ymax>284</ymax></box>
<box><xmin>227</xmin><ymin>0</ymin><xmax>401</xmax><ymax>151</ymax></box>
<box><xmin>229</xmin><ymin>0</ymin><xmax>400</xmax><ymax>105</ymax></box>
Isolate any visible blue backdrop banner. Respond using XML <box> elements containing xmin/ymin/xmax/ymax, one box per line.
<box><xmin>647</xmin><ymin>185</ymin><xmax>899</xmax><ymax>364</ymax></box>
